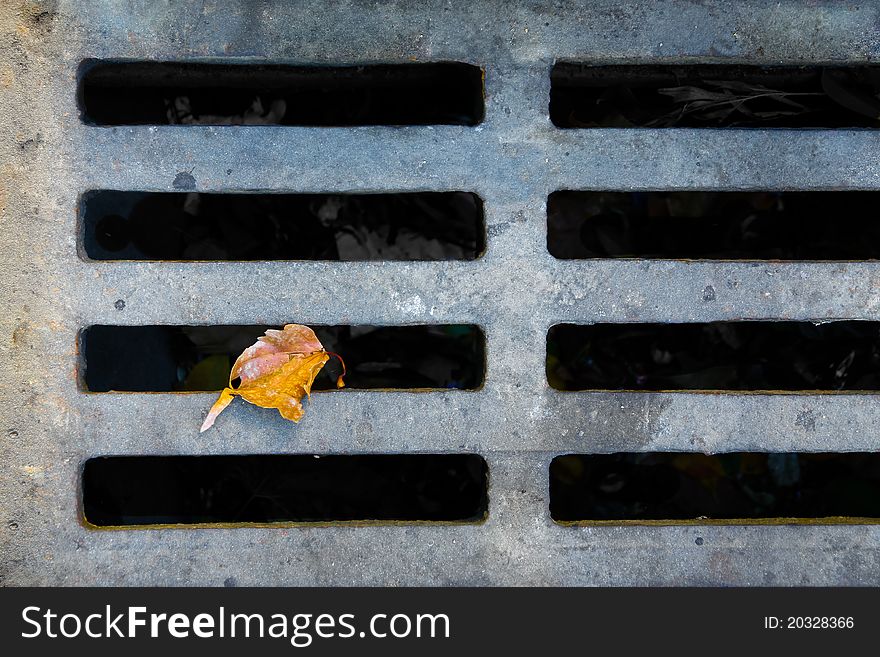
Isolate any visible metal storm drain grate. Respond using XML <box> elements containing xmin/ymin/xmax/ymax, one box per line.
<box><xmin>3</xmin><ymin>1</ymin><xmax>880</xmax><ymax>586</ymax></box>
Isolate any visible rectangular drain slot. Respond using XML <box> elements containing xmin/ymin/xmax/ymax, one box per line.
<box><xmin>548</xmin><ymin>191</ymin><xmax>880</xmax><ymax>260</ymax></box>
<box><xmin>81</xmin><ymin>191</ymin><xmax>484</xmax><ymax>261</ymax></box>
<box><xmin>547</xmin><ymin>321</ymin><xmax>880</xmax><ymax>391</ymax></box>
<box><xmin>82</xmin><ymin>324</ymin><xmax>485</xmax><ymax>392</ymax></box>
<box><xmin>550</xmin><ymin>63</ymin><xmax>880</xmax><ymax>128</ymax></box>
<box><xmin>79</xmin><ymin>60</ymin><xmax>484</xmax><ymax>126</ymax></box>
<box><xmin>550</xmin><ymin>453</ymin><xmax>880</xmax><ymax>523</ymax></box>
<box><xmin>82</xmin><ymin>454</ymin><xmax>488</xmax><ymax>527</ymax></box>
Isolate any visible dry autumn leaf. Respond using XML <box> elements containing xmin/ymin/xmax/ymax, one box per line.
<box><xmin>199</xmin><ymin>324</ymin><xmax>345</xmax><ymax>432</ymax></box>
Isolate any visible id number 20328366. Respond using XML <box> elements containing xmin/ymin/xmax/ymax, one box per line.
<box><xmin>764</xmin><ymin>616</ymin><xmax>854</xmax><ymax>630</ymax></box>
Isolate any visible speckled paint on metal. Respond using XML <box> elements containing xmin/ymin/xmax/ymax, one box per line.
<box><xmin>2</xmin><ymin>0</ymin><xmax>880</xmax><ymax>586</ymax></box>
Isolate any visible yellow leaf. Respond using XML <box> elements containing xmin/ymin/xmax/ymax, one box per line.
<box><xmin>199</xmin><ymin>324</ymin><xmax>344</xmax><ymax>432</ymax></box>
<box><xmin>237</xmin><ymin>351</ymin><xmax>329</xmax><ymax>423</ymax></box>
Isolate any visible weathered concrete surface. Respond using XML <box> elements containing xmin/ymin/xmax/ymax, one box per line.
<box><xmin>3</xmin><ymin>0</ymin><xmax>880</xmax><ymax>586</ymax></box>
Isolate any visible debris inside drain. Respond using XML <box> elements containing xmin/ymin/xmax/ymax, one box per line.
<box><xmin>200</xmin><ymin>324</ymin><xmax>345</xmax><ymax>432</ymax></box>
<box><xmin>81</xmin><ymin>191</ymin><xmax>484</xmax><ymax>261</ymax></box>
<box><xmin>79</xmin><ymin>61</ymin><xmax>484</xmax><ymax>126</ymax></box>
<box><xmin>550</xmin><ymin>64</ymin><xmax>880</xmax><ymax>128</ymax></box>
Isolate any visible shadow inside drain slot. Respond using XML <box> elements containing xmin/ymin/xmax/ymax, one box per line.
<box><xmin>550</xmin><ymin>453</ymin><xmax>880</xmax><ymax>523</ymax></box>
<box><xmin>550</xmin><ymin>63</ymin><xmax>880</xmax><ymax>128</ymax></box>
<box><xmin>548</xmin><ymin>190</ymin><xmax>880</xmax><ymax>260</ymax></box>
<box><xmin>547</xmin><ymin>321</ymin><xmax>880</xmax><ymax>392</ymax></box>
<box><xmin>79</xmin><ymin>60</ymin><xmax>484</xmax><ymax>126</ymax></box>
<box><xmin>81</xmin><ymin>324</ymin><xmax>485</xmax><ymax>392</ymax></box>
<box><xmin>81</xmin><ymin>190</ymin><xmax>485</xmax><ymax>262</ymax></box>
<box><xmin>83</xmin><ymin>454</ymin><xmax>489</xmax><ymax>527</ymax></box>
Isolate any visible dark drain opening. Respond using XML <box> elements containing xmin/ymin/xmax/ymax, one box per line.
<box><xmin>79</xmin><ymin>60</ymin><xmax>484</xmax><ymax>126</ymax></box>
<box><xmin>82</xmin><ymin>325</ymin><xmax>485</xmax><ymax>392</ymax></box>
<box><xmin>548</xmin><ymin>191</ymin><xmax>880</xmax><ymax>260</ymax></box>
<box><xmin>550</xmin><ymin>64</ymin><xmax>880</xmax><ymax>128</ymax></box>
<box><xmin>81</xmin><ymin>191</ymin><xmax>484</xmax><ymax>261</ymax></box>
<box><xmin>82</xmin><ymin>454</ymin><xmax>488</xmax><ymax>526</ymax></box>
<box><xmin>547</xmin><ymin>322</ymin><xmax>880</xmax><ymax>391</ymax></box>
<box><xmin>550</xmin><ymin>453</ymin><xmax>880</xmax><ymax>522</ymax></box>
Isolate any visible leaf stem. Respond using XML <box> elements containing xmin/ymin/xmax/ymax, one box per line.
<box><xmin>327</xmin><ymin>351</ymin><xmax>347</xmax><ymax>388</ymax></box>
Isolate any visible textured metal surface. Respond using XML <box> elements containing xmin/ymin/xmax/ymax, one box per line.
<box><xmin>3</xmin><ymin>0</ymin><xmax>880</xmax><ymax>586</ymax></box>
